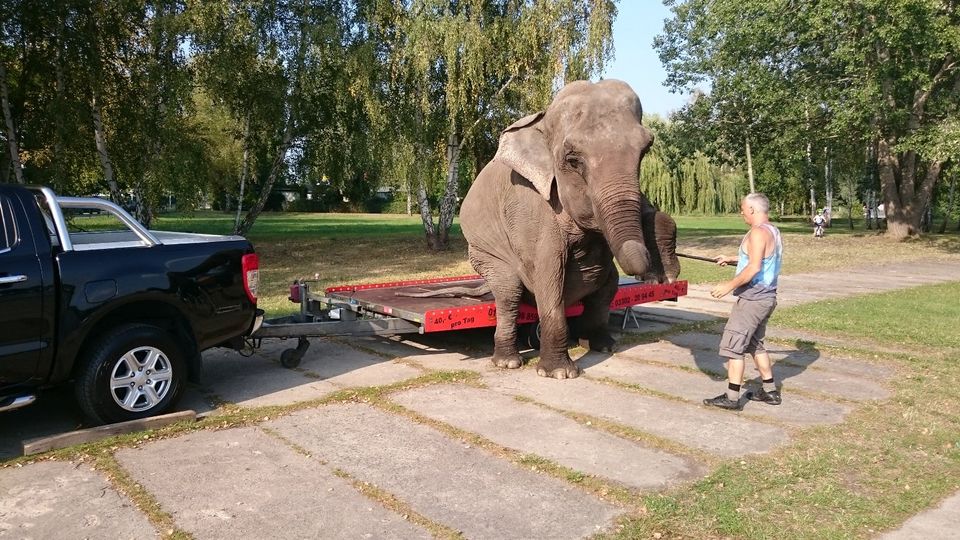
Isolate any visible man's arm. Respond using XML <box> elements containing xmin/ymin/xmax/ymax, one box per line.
<box><xmin>711</xmin><ymin>228</ymin><xmax>768</xmax><ymax>298</ymax></box>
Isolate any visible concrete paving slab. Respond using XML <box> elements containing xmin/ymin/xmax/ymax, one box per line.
<box><xmin>178</xmin><ymin>386</ymin><xmax>218</xmax><ymax>417</ymax></box>
<box><xmin>578</xmin><ymin>353</ymin><xmax>853</xmax><ymax>426</ymax></box>
<box><xmin>0</xmin><ymin>460</ymin><xmax>156</xmax><ymax>538</ymax></box>
<box><xmin>630</xmin><ymin>304</ymin><xmax>722</xmax><ymax>323</ymax></box>
<box><xmin>268</xmin><ymin>404</ymin><xmax>623</xmax><ymax>539</ymax></box>
<box><xmin>347</xmin><ymin>336</ymin><xmax>504</xmax><ymax>373</ymax></box>
<box><xmin>612</xmin><ymin>314</ymin><xmax>675</xmax><ymax>334</ymax></box>
<box><xmin>616</xmin><ymin>341</ymin><xmax>891</xmax><ymax>400</ymax></box>
<box><xmin>664</xmin><ymin>332</ymin><xmax>891</xmax><ymax>380</ymax></box>
<box><xmin>200</xmin><ymin>345</ymin><xmax>339</xmax><ymax>407</ymax></box>
<box><xmin>673</xmin><ymin>296</ymin><xmax>734</xmax><ymax>316</ymax></box>
<box><xmin>286</xmin><ymin>338</ymin><xmax>425</xmax><ymax>387</ymax></box>
<box><xmin>391</xmin><ymin>384</ymin><xmax>705</xmax><ymax>490</ymax></box>
<box><xmin>481</xmin><ymin>371</ymin><xmax>789</xmax><ymax>457</ymax></box>
<box><xmin>879</xmin><ymin>490</ymin><xmax>960</xmax><ymax>539</ymax></box>
<box><xmin>345</xmin><ymin>335</ymin><xmax>450</xmax><ymax>358</ymax></box>
<box><xmin>116</xmin><ymin>427</ymin><xmax>429</xmax><ymax>539</ymax></box>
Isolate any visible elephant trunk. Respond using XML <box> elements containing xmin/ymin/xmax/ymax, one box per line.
<box><xmin>596</xmin><ymin>183</ymin><xmax>650</xmax><ymax>278</ymax></box>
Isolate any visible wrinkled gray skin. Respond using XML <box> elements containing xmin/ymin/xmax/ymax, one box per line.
<box><xmin>460</xmin><ymin>79</ymin><xmax>680</xmax><ymax>379</ymax></box>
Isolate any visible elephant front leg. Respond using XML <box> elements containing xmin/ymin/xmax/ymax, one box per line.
<box><xmin>534</xmin><ymin>297</ymin><xmax>580</xmax><ymax>380</ymax></box>
<box><xmin>491</xmin><ymin>295</ymin><xmax>523</xmax><ymax>369</ymax></box>
<box><xmin>575</xmin><ymin>267</ymin><xmax>619</xmax><ymax>352</ymax></box>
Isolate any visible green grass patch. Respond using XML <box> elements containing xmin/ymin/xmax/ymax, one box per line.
<box><xmin>610</xmin><ymin>282</ymin><xmax>960</xmax><ymax>539</ymax></box>
<box><xmin>772</xmin><ymin>281</ymin><xmax>960</xmax><ymax>351</ymax></box>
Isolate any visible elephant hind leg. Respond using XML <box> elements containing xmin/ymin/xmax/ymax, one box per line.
<box><xmin>574</xmin><ymin>267</ymin><xmax>619</xmax><ymax>353</ymax></box>
<box><xmin>470</xmin><ymin>248</ymin><xmax>523</xmax><ymax>369</ymax></box>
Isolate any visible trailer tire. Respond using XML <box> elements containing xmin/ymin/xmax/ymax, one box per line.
<box><xmin>75</xmin><ymin>324</ymin><xmax>185</xmax><ymax>425</ymax></box>
<box><xmin>280</xmin><ymin>348</ymin><xmax>302</xmax><ymax>368</ymax></box>
<box><xmin>280</xmin><ymin>337</ymin><xmax>310</xmax><ymax>369</ymax></box>
<box><xmin>520</xmin><ymin>322</ymin><xmax>542</xmax><ymax>350</ymax></box>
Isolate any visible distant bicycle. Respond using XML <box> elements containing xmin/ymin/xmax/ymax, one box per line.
<box><xmin>813</xmin><ymin>210</ymin><xmax>826</xmax><ymax>239</ymax></box>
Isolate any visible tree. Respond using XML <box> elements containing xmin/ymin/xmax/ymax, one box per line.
<box><xmin>657</xmin><ymin>0</ymin><xmax>960</xmax><ymax>239</ymax></box>
<box><xmin>374</xmin><ymin>0</ymin><xmax>618</xmax><ymax>250</ymax></box>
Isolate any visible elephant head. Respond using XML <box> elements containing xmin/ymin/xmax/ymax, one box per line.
<box><xmin>493</xmin><ymin>80</ymin><xmax>656</xmax><ymax>278</ymax></box>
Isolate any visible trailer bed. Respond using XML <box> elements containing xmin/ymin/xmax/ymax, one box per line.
<box><xmin>254</xmin><ymin>274</ymin><xmax>687</xmax><ymax>367</ymax></box>
<box><xmin>324</xmin><ymin>275</ymin><xmax>688</xmax><ymax>333</ymax></box>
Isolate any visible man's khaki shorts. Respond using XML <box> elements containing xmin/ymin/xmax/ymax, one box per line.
<box><xmin>719</xmin><ymin>296</ymin><xmax>777</xmax><ymax>359</ymax></box>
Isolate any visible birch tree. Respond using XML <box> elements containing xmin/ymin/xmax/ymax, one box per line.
<box><xmin>379</xmin><ymin>0</ymin><xmax>618</xmax><ymax>250</ymax></box>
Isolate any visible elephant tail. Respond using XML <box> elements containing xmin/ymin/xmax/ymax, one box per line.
<box><xmin>394</xmin><ymin>284</ymin><xmax>491</xmax><ymax>298</ymax></box>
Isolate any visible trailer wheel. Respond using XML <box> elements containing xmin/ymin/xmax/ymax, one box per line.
<box><xmin>75</xmin><ymin>324</ymin><xmax>185</xmax><ymax>424</ymax></box>
<box><xmin>280</xmin><ymin>337</ymin><xmax>310</xmax><ymax>369</ymax></box>
<box><xmin>520</xmin><ymin>322</ymin><xmax>542</xmax><ymax>350</ymax></box>
<box><xmin>280</xmin><ymin>349</ymin><xmax>302</xmax><ymax>368</ymax></box>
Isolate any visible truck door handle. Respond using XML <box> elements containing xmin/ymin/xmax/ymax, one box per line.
<box><xmin>0</xmin><ymin>275</ymin><xmax>28</xmax><ymax>284</ymax></box>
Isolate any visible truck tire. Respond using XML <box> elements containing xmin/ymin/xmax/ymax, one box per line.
<box><xmin>75</xmin><ymin>323</ymin><xmax>186</xmax><ymax>424</ymax></box>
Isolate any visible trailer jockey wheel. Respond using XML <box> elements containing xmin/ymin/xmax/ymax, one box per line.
<box><xmin>519</xmin><ymin>322</ymin><xmax>542</xmax><ymax>350</ymax></box>
<box><xmin>280</xmin><ymin>337</ymin><xmax>310</xmax><ymax>368</ymax></box>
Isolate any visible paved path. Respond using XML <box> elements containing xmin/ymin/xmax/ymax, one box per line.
<box><xmin>1</xmin><ymin>258</ymin><xmax>957</xmax><ymax>539</ymax></box>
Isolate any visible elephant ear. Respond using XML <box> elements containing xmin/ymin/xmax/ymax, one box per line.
<box><xmin>494</xmin><ymin>112</ymin><xmax>554</xmax><ymax>200</ymax></box>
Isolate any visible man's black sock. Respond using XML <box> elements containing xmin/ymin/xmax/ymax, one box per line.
<box><xmin>726</xmin><ymin>382</ymin><xmax>741</xmax><ymax>401</ymax></box>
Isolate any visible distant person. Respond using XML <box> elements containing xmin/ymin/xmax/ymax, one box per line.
<box><xmin>704</xmin><ymin>192</ymin><xmax>784</xmax><ymax>411</ymax></box>
<box><xmin>813</xmin><ymin>209</ymin><xmax>826</xmax><ymax>238</ymax></box>
<box><xmin>877</xmin><ymin>203</ymin><xmax>887</xmax><ymax>229</ymax></box>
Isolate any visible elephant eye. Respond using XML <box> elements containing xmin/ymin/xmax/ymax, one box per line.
<box><xmin>565</xmin><ymin>155</ymin><xmax>583</xmax><ymax>171</ymax></box>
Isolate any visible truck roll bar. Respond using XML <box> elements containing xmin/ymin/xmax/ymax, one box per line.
<box><xmin>36</xmin><ymin>187</ymin><xmax>161</xmax><ymax>251</ymax></box>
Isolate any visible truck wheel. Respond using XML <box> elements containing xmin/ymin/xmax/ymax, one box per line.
<box><xmin>76</xmin><ymin>324</ymin><xmax>186</xmax><ymax>424</ymax></box>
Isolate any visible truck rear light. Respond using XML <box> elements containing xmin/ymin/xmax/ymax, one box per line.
<box><xmin>242</xmin><ymin>253</ymin><xmax>259</xmax><ymax>303</ymax></box>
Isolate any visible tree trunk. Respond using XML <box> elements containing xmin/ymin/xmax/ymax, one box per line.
<box><xmin>744</xmin><ymin>136</ymin><xmax>755</xmax><ymax>193</ymax></box>
<box><xmin>235</xmin><ymin>121</ymin><xmax>293</xmax><ymax>236</ymax></box>
<box><xmin>806</xmin><ymin>140</ymin><xmax>816</xmax><ymax>219</ymax></box>
<box><xmin>436</xmin><ymin>132</ymin><xmax>461</xmax><ymax>249</ymax></box>
<box><xmin>877</xmin><ymin>137</ymin><xmax>942</xmax><ymax>240</ymax></box>
<box><xmin>132</xmin><ymin>184</ymin><xmax>153</xmax><ymax>228</ymax></box>
<box><xmin>406</xmin><ymin>177</ymin><xmax>412</xmax><ymax>215</ymax></box>
<box><xmin>0</xmin><ymin>63</ymin><xmax>24</xmax><ymax>184</ymax></box>
<box><xmin>91</xmin><ymin>90</ymin><xmax>121</xmax><ymax>202</ymax></box>
<box><xmin>235</xmin><ymin>115</ymin><xmax>250</xmax><ymax>230</ymax></box>
<box><xmin>939</xmin><ymin>173</ymin><xmax>956</xmax><ymax>233</ymax></box>
<box><xmin>53</xmin><ymin>40</ymin><xmax>66</xmax><ymax>188</ymax></box>
<box><xmin>824</xmin><ymin>149</ymin><xmax>833</xmax><ymax>227</ymax></box>
<box><xmin>417</xmin><ymin>170</ymin><xmax>439</xmax><ymax>250</ymax></box>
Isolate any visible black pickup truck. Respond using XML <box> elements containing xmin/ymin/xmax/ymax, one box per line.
<box><xmin>0</xmin><ymin>184</ymin><xmax>262</xmax><ymax>424</ymax></box>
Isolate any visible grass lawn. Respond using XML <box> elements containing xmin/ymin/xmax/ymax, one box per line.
<box><xmin>614</xmin><ymin>281</ymin><xmax>960</xmax><ymax>539</ymax></box>
<box><xmin>105</xmin><ymin>210</ymin><xmax>958</xmax><ymax>316</ymax></box>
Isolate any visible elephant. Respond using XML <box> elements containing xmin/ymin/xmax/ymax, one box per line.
<box><xmin>459</xmin><ymin>79</ymin><xmax>680</xmax><ymax>379</ymax></box>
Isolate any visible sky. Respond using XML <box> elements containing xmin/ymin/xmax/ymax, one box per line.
<box><xmin>601</xmin><ymin>1</ymin><xmax>691</xmax><ymax>118</ymax></box>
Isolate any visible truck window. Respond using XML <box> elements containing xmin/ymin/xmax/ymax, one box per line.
<box><xmin>0</xmin><ymin>195</ymin><xmax>15</xmax><ymax>252</ymax></box>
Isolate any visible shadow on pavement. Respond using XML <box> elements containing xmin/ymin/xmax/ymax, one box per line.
<box><xmin>664</xmin><ymin>333</ymin><xmax>823</xmax><ymax>391</ymax></box>
<box><xmin>0</xmin><ymin>387</ymin><xmax>84</xmax><ymax>461</ymax></box>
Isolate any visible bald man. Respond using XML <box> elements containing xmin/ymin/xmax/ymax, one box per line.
<box><xmin>704</xmin><ymin>193</ymin><xmax>784</xmax><ymax>411</ymax></box>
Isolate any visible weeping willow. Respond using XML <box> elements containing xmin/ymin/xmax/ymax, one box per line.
<box><xmin>641</xmin><ymin>151</ymin><xmax>744</xmax><ymax>215</ymax></box>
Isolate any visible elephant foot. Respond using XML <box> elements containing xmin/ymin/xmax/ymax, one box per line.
<box><xmin>491</xmin><ymin>352</ymin><xmax>523</xmax><ymax>369</ymax></box>
<box><xmin>536</xmin><ymin>355</ymin><xmax>580</xmax><ymax>379</ymax></box>
<box><xmin>578</xmin><ymin>332</ymin><xmax>616</xmax><ymax>353</ymax></box>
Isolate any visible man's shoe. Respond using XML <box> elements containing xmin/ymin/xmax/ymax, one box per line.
<box><xmin>703</xmin><ymin>394</ymin><xmax>742</xmax><ymax>410</ymax></box>
<box><xmin>749</xmin><ymin>388</ymin><xmax>782</xmax><ymax>405</ymax></box>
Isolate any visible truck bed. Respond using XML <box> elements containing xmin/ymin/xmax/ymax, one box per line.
<box><xmin>68</xmin><ymin>230</ymin><xmax>248</xmax><ymax>251</ymax></box>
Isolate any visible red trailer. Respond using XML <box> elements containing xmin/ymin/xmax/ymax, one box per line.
<box><xmin>254</xmin><ymin>274</ymin><xmax>688</xmax><ymax>367</ymax></box>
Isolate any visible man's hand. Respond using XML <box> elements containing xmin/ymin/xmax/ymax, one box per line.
<box><xmin>715</xmin><ymin>255</ymin><xmax>735</xmax><ymax>267</ymax></box>
<box><xmin>711</xmin><ymin>281</ymin><xmax>734</xmax><ymax>298</ymax></box>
